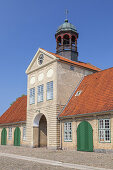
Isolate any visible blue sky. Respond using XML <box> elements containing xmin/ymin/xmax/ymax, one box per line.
<box><xmin>0</xmin><ymin>0</ymin><xmax>113</xmax><ymax>115</ymax></box>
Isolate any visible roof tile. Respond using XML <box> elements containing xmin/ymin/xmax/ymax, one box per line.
<box><xmin>0</xmin><ymin>96</ymin><xmax>27</xmax><ymax>124</ymax></box>
<box><xmin>59</xmin><ymin>67</ymin><xmax>113</xmax><ymax>118</ymax></box>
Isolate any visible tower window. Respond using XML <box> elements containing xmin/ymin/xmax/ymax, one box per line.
<box><xmin>63</xmin><ymin>34</ymin><xmax>69</xmax><ymax>45</ymax></box>
<box><xmin>57</xmin><ymin>36</ymin><xmax>61</xmax><ymax>46</ymax></box>
<box><xmin>71</xmin><ymin>36</ymin><xmax>75</xmax><ymax>46</ymax></box>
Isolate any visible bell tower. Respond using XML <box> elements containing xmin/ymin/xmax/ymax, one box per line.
<box><xmin>55</xmin><ymin>19</ymin><xmax>78</xmax><ymax>61</ymax></box>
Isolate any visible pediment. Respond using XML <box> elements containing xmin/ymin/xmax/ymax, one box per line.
<box><xmin>26</xmin><ymin>48</ymin><xmax>57</xmax><ymax>74</ymax></box>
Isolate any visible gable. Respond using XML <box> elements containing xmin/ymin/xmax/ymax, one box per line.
<box><xmin>59</xmin><ymin>67</ymin><xmax>113</xmax><ymax>118</ymax></box>
<box><xmin>26</xmin><ymin>48</ymin><xmax>57</xmax><ymax>74</ymax></box>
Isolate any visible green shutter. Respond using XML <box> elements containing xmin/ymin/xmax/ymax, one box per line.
<box><xmin>14</xmin><ymin>127</ymin><xmax>21</xmax><ymax>146</ymax></box>
<box><xmin>77</xmin><ymin>121</ymin><xmax>93</xmax><ymax>152</ymax></box>
<box><xmin>1</xmin><ymin>128</ymin><xmax>7</xmax><ymax>145</ymax></box>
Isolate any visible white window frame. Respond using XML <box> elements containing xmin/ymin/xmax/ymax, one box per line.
<box><xmin>37</xmin><ymin>84</ymin><xmax>44</xmax><ymax>103</ymax></box>
<box><xmin>98</xmin><ymin>119</ymin><xmax>110</xmax><ymax>143</ymax></box>
<box><xmin>47</xmin><ymin>81</ymin><xmax>53</xmax><ymax>100</ymax></box>
<box><xmin>30</xmin><ymin>88</ymin><xmax>35</xmax><ymax>104</ymax></box>
<box><xmin>23</xmin><ymin>126</ymin><xmax>26</xmax><ymax>141</ymax></box>
<box><xmin>8</xmin><ymin>127</ymin><xmax>12</xmax><ymax>140</ymax></box>
<box><xmin>64</xmin><ymin>122</ymin><xmax>72</xmax><ymax>142</ymax></box>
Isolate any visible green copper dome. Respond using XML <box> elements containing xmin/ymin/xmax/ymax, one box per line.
<box><xmin>56</xmin><ymin>19</ymin><xmax>77</xmax><ymax>34</ymax></box>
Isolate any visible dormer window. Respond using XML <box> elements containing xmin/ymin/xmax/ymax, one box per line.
<box><xmin>75</xmin><ymin>90</ymin><xmax>82</xmax><ymax>96</ymax></box>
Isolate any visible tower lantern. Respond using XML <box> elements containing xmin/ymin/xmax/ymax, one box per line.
<box><xmin>55</xmin><ymin>19</ymin><xmax>78</xmax><ymax>61</ymax></box>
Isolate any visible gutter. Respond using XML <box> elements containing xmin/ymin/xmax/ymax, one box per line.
<box><xmin>58</xmin><ymin>110</ymin><xmax>113</xmax><ymax>120</ymax></box>
<box><xmin>0</xmin><ymin>121</ymin><xmax>26</xmax><ymax>127</ymax></box>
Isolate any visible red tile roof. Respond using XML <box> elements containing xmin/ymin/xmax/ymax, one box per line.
<box><xmin>59</xmin><ymin>67</ymin><xmax>113</xmax><ymax>118</ymax></box>
<box><xmin>40</xmin><ymin>48</ymin><xmax>101</xmax><ymax>71</ymax></box>
<box><xmin>0</xmin><ymin>96</ymin><xmax>27</xmax><ymax>124</ymax></box>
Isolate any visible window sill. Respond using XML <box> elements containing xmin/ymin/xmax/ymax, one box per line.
<box><xmin>8</xmin><ymin>138</ymin><xmax>12</xmax><ymax>140</ymax></box>
<box><xmin>47</xmin><ymin>98</ymin><xmax>53</xmax><ymax>101</ymax></box>
<box><xmin>37</xmin><ymin>101</ymin><xmax>43</xmax><ymax>103</ymax></box>
<box><xmin>64</xmin><ymin>140</ymin><xmax>72</xmax><ymax>142</ymax></box>
<box><xmin>99</xmin><ymin>141</ymin><xmax>111</xmax><ymax>143</ymax></box>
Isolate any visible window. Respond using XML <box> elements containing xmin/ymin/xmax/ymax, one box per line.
<box><xmin>47</xmin><ymin>81</ymin><xmax>53</xmax><ymax>100</ymax></box>
<box><xmin>99</xmin><ymin>119</ymin><xmax>110</xmax><ymax>142</ymax></box>
<box><xmin>70</xmin><ymin>65</ymin><xmax>74</xmax><ymax>71</ymax></box>
<box><xmin>23</xmin><ymin>126</ymin><xmax>26</xmax><ymax>140</ymax></box>
<box><xmin>8</xmin><ymin>127</ymin><xmax>12</xmax><ymax>140</ymax></box>
<box><xmin>30</xmin><ymin>88</ymin><xmax>35</xmax><ymax>104</ymax></box>
<box><xmin>64</xmin><ymin>122</ymin><xmax>72</xmax><ymax>141</ymax></box>
<box><xmin>75</xmin><ymin>90</ymin><xmax>82</xmax><ymax>96</ymax></box>
<box><xmin>38</xmin><ymin>85</ymin><xmax>44</xmax><ymax>103</ymax></box>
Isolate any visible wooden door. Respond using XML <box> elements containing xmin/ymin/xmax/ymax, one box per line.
<box><xmin>77</xmin><ymin>121</ymin><xmax>93</xmax><ymax>152</ymax></box>
<box><xmin>14</xmin><ymin>127</ymin><xmax>20</xmax><ymax>146</ymax></box>
<box><xmin>1</xmin><ymin>128</ymin><xmax>7</xmax><ymax>145</ymax></box>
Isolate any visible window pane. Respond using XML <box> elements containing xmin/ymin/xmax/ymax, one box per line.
<box><xmin>23</xmin><ymin>127</ymin><xmax>26</xmax><ymax>140</ymax></box>
<box><xmin>30</xmin><ymin>88</ymin><xmax>35</xmax><ymax>104</ymax></box>
<box><xmin>99</xmin><ymin>130</ymin><xmax>104</xmax><ymax>142</ymax></box>
<box><xmin>47</xmin><ymin>81</ymin><xmax>53</xmax><ymax>100</ymax></box>
<box><xmin>38</xmin><ymin>85</ymin><xmax>43</xmax><ymax>102</ymax></box>
<box><xmin>8</xmin><ymin>127</ymin><xmax>12</xmax><ymax>140</ymax></box>
<box><xmin>105</xmin><ymin>120</ymin><xmax>110</xmax><ymax>129</ymax></box>
<box><xmin>99</xmin><ymin>120</ymin><xmax>104</xmax><ymax>129</ymax></box>
<box><xmin>105</xmin><ymin>130</ymin><xmax>110</xmax><ymax>141</ymax></box>
<box><xmin>68</xmin><ymin>123</ymin><xmax>72</xmax><ymax>130</ymax></box>
<box><xmin>64</xmin><ymin>123</ymin><xmax>67</xmax><ymax>131</ymax></box>
<box><xmin>69</xmin><ymin>131</ymin><xmax>72</xmax><ymax>140</ymax></box>
<box><xmin>64</xmin><ymin>122</ymin><xmax>72</xmax><ymax>141</ymax></box>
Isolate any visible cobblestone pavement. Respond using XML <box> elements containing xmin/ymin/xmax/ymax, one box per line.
<box><xmin>0</xmin><ymin>146</ymin><xmax>113</xmax><ymax>169</ymax></box>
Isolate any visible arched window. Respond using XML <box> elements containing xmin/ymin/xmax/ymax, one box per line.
<box><xmin>57</xmin><ymin>36</ymin><xmax>61</xmax><ymax>46</ymax></box>
<box><xmin>71</xmin><ymin>35</ymin><xmax>75</xmax><ymax>46</ymax></box>
<box><xmin>63</xmin><ymin>34</ymin><xmax>69</xmax><ymax>45</ymax></box>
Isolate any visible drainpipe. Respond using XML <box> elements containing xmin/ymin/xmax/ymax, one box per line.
<box><xmin>60</xmin><ymin>120</ymin><xmax>62</xmax><ymax>150</ymax></box>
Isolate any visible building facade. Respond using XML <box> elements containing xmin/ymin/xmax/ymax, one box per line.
<box><xmin>59</xmin><ymin>68</ymin><xmax>113</xmax><ymax>152</ymax></box>
<box><xmin>0</xmin><ymin>19</ymin><xmax>103</xmax><ymax>151</ymax></box>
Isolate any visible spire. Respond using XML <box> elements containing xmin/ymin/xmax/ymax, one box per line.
<box><xmin>65</xmin><ymin>9</ymin><xmax>68</xmax><ymax>23</ymax></box>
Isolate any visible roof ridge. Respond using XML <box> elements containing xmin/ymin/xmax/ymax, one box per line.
<box><xmin>84</xmin><ymin>66</ymin><xmax>113</xmax><ymax>79</ymax></box>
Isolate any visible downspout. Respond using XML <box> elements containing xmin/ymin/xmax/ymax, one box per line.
<box><xmin>60</xmin><ymin>120</ymin><xmax>62</xmax><ymax>150</ymax></box>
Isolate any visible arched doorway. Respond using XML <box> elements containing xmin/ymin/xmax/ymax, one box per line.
<box><xmin>1</xmin><ymin>128</ymin><xmax>7</xmax><ymax>145</ymax></box>
<box><xmin>39</xmin><ymin>115</ymin><xmax>47</xmax><ymax>147</ymax></box>
<box><xmin>33</xmin><ymin>113</ymin><xmax>47</xmax><ymax>147</ymax></box>
<box><xmin>14</xmin><ymin>127</ymin><xmax>21</xmax><ymax>146</ymax></box>
<box><xmin>77</xmin><ymin>121</ymin><xmax>93</xmax><ymax>152</ymax></box>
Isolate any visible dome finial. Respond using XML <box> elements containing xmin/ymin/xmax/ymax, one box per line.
<box><xmin>65</xmin><ymin>9</ymin><xmax>68</xmax><ymax>22</ymax></box>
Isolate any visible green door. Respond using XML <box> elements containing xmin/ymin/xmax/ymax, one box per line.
<box><xmin>1</xmin><ymin>128</ymin><xmax>7</xmax><ymax>145</ymax></box>
<box><xmin>14</xmin><ymin>127</ymin><xmax>21</xmax><ymax>146</ymax></box>
<box><xmin>77</xmin><ymin>121</ymin><xmax>93</xmax><ymax>152</ymax></box>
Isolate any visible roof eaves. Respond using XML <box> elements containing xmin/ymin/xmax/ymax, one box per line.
<box><xmin>57</xmin><ymin>58</ymin><xmax>100</xmax><ymax>71</ymax></box>
<box><xmin>58</xmin><ymin>110</ymin><xmax>113</xmax><ymax>120</ymax></box>
<box><xmin>0</xmin><ymin>121</ymin><xmax>26</xmax><ymax>126</ymax></box>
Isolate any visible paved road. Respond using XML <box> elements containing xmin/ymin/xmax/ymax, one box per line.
<box><xmin>0</xmin><ymin>146</ymin><xmax>113</xmax><ymax>170</ymax></box>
